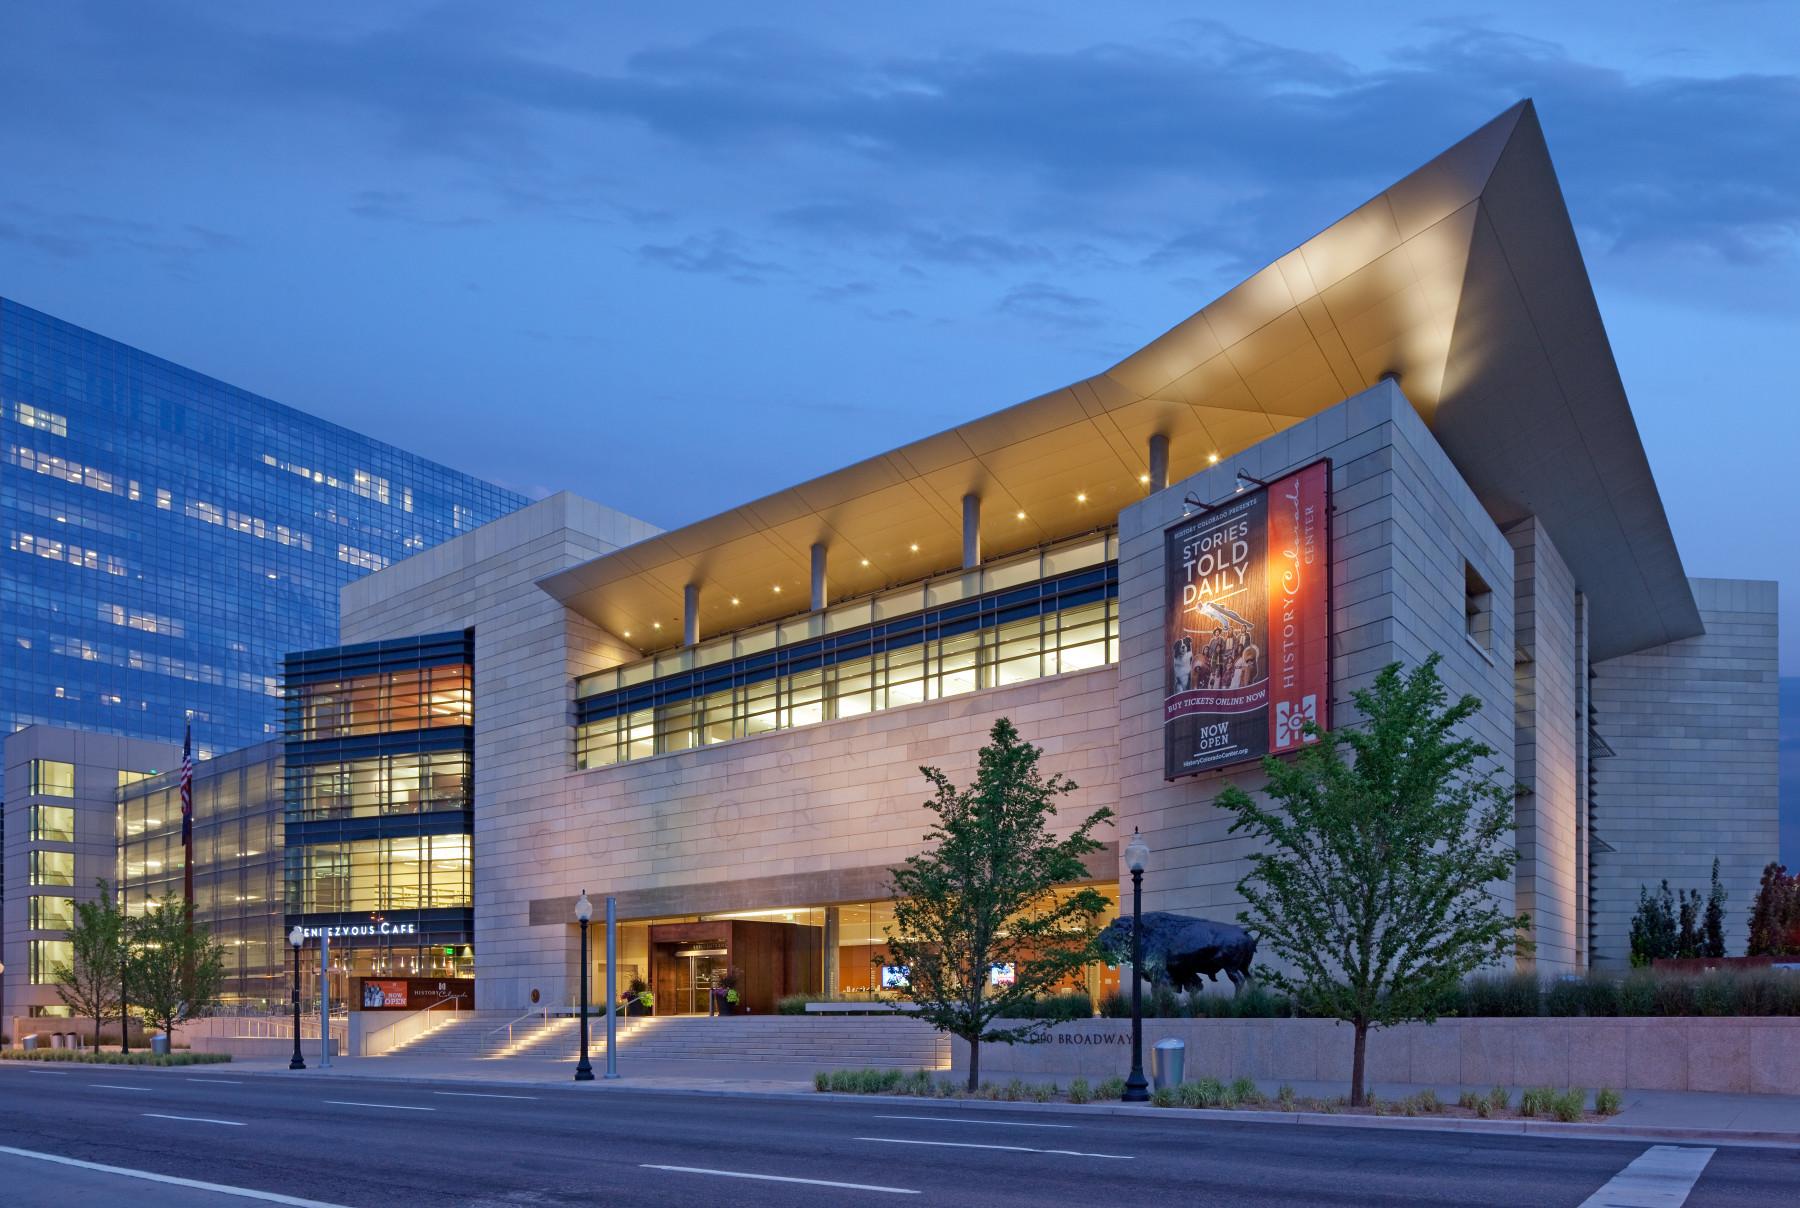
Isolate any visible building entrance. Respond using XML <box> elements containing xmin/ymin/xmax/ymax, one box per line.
<box><xmin>669</xmin><ymin>945</ymin><xmax>728</xmax><ymax>1015</ymax></box>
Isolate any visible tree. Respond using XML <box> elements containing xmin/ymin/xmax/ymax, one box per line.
<box><xmin>1629</xmin><ymin>881</ymin><xmax>1678</xmax><ymax>967</ymax></box>
<box><xmin>1747</xmin><ymin>862</ymin><xmax>1800</xmax><ymax>957</ymax></box>
<box><xmin>1213</xmin><ymin>655</ymin><xmax>1525</xmax><ymax>1107</ymax></box>
<box><xmin>127</xmin><ymin>894</ymin><xmax>226</xmax><ymax>1043</ymax></box>
<box><xmin>51</xmin><ymin>880</ymin><xmax>125</xmax><ymax>1048</ymax></box>
<box><xmin>1675</xmin><ymin>888</ymin><xmax>1701</xmax><ymax>959</ymax></box>
<box><xmin>1702</xmin><ymin>858</ymin><xmax>1728</xmax><ymax>960</ymax></box>
<box><xmin>884</xmin><ymin>718</ymin><xmax>1114</xmax><ymax>1091</ymax></box>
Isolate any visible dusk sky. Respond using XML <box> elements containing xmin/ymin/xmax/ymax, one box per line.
<box><xmin>5</xmin><ymin>3</ymin><xmax>1795</xmax><ymax>853</ymax></box>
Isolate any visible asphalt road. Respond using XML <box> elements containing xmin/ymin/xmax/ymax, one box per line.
<box><xmin>0</xmin><ymin>1064</ymin><xmax>1793</xmax><ymax>1206</ymax></box>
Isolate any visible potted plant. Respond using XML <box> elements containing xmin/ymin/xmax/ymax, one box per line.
<box><xmin>622</xmin><ymin>976</ymin><xmax>654</xmax><ymax>1017</ymax></box>
<box><xmin>711</xmin><ymin>970</ymin><xmax>742</xmax><ymax>1017</ymax></box>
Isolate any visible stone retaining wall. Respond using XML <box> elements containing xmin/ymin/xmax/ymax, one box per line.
<box><xmin>950</xmin><ymin>1017</ymin><xmax>1800</xmax><ymax>1094</ymax></box>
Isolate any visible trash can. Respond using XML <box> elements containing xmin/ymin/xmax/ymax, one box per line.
<box><xmin>1151</xmin><ymin>1037</ymin><xmax>1186</xmax><ymax>1091</ymax></box>
<box><xmin>21</xmin><ymin>1034</ymin><xmax>37</xmax><ymax>1051</ymax></box>
<box><xmin>151</xmin><ymin>1034</ymin><xmax>170</xmax><ymax>1056</ymax></box>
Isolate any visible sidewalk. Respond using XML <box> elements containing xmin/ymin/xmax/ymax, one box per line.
<box><xmin>206</xmin><ymin>1052</ymin><xmax>1800</xmax><ymax>1146</ymax></box>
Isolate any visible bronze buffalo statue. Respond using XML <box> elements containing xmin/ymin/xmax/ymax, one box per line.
<box><xmin>1097</xmin><ymin>911</ymin><xmax>1257</xmax><ymax>993</ymax></box>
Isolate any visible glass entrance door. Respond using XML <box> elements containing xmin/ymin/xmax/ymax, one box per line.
<box><xmin>671</xmin><ymin>946</ymin><xmax>728</xmax><ymax>1014</ymax></box>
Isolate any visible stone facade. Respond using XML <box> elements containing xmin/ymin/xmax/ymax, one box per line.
<box><xmin>951</xmin><ymin>1015</ymin><xmax>1800</xmax><ymax>1095</ymax></box>
<box><xmin>1508</xmin><ymin>517</ymin><xmax>1583</xmax><ymax>973</ymax></box>
<box><xmin>1114</xmin><ymin>380</ymin><xmax>1517</xmax><ymax>924</ymax></box>
<box><xmin>1589</xmin><ymin>577</ymin><xmax>1781</xmax><ymax>966</ymax></box>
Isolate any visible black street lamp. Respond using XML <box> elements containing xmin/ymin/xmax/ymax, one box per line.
<box><xmin>574</xmin><ymin>890</ymin><xmax>594</xmax><ymax>1082</ymax></box>
<box><xmin>1122</xmin><ymin>828</ymin><xmax>1150</xmax><ymax>1102</ymax></box>
<box><xmin>288</xmin><ymin>926</ymin><xmax>306</xmax><ymax>1070</ymax></box>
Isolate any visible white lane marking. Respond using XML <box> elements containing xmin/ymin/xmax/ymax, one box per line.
<box><xmin>0</xmin><ymin>1144</ymin><xmax>350</xmax><ymax>1206</ymax></box>
<box><xmin>186</xmin><ymin>1078</ymin><xmax>243</xmax><ymax>1084</ymax></box>
<box><xmin>1578</xmin><ymin>1145</ymin><xmax>1715</xmax><ymax>1208</ymax></box>
<box><xmin>858</xmin><ymin>1136</ymin><xmax>1132</xmax><ymax>1160</ymax></box>
<box><xmin>16</xmin><ymin>1069</ymin><xmax>70</xmax><ymax>1075</ymax></box>
<box><xmin>89</xmin><ymin>1083</ymin><xmax>150</xmax><ymax>1090</ymax></box>
<box><xmin>433</xmin><ymin>1091</ymin><xmax>540</xmax><ymax>1100</ymax></box>
<box><xmin>641</xmin><ymin>1165</ymin><xmax>918</xmax><ymax>1195</ymax></box>
<box><xmin>323</xmin><ymin>1099</ymin><xmax>435</xmax><ymax>1111</ymax></box>
<box><xmin>143</xmin><ymin>1112</ymin><xmax>246</xmax><ymax>1127</ymax></box>
<box><xmin>872</xmin><ymin>1114</ymin><xmax>1074</xmax><ymax>1129</ymax></box>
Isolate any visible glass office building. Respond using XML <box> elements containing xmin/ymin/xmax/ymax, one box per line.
<box><xmin>0</xmin><ymin>295</ymin><xmax>527</xmax><ymax>755</ymax></box>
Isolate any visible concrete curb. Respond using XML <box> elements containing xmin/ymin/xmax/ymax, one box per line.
<box><xmin>190</xmin><ymin>1064</ymin><xmax>1800</xmax><ymax>1149</ymax></box>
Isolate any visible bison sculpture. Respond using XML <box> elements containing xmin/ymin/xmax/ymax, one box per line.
<box><xmin>1096</xmin><ymin>911</ymin><xmax>1257</xmax><ymax>993</ymax></box>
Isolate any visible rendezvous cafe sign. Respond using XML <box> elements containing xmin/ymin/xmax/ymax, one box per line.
<box><xmin>297</xmin><ymin>921</ymin><xmax>418</xmax><ymax>940</ymax></box>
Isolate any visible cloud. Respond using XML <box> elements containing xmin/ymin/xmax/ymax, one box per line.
<box><xmin>0</xmin><ymin>202</ymin><xmax>243</xmax><ymax>266</ymax></box>
<box><xmin>995</xmin><ymin>281</ymin><xmax>1104</xmax><ymax>330</ymax></box>
<box><xmin>637</xmin><ymin>230</ymin><xmax>781</xmax><ymax>284</ymax></box>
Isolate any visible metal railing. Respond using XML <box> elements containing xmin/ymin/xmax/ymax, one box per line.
<box><xmin>484</xmin><ymin>1005</ymin><xmax>549</xmax><ymax>1054</ymax></box>
<box><xmin>362</xmin><ymin>996</ymin><xmax>464</xmax><ymax>1056</ymax></box>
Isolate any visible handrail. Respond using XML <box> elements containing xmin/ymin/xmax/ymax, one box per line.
<box><xmin>484</xmin><ymin>1004</ymin><xmax>549</xmax><ymax>1053</ymax></box>
<box><xmin>361</xmin><ymin>996</ymin><xmax>461</xmax><ymax>1056</ymax></box>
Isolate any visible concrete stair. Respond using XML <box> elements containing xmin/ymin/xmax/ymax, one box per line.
<box><xmin>386</xmin><ymin>1012</ymin><xmax>565</xmax><ymax>1059</ymax></box>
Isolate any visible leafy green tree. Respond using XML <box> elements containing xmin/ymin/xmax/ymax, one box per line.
<box><xmin>51</xmin><ymin>880</ymin><xmax>125</xmax><ymax>1048</ymax></box>
<box><xmin>885</xmin><ymin>718</ymin><xmax>1114</xmax><ymax>1091</ymax></box>
<box><xmin>1214</xmin><ymin>655</ymin><xmax>1525</xmax><ymax>1107</ymax></box>
<box><xmin>1702</xmin><ymin>858</ymin><xmax>1728</xmax><ymax>960</ymax></box>
<box><xmin>1629</xmin><ymin>881</ymin><xmax>1678</xmax><ymax>967</ymax></box>
<box><xmin>1676</xmin><ymin>888</ymin><xmax>1701</xmax><ymax>959</ymax></box>
<box><xmin>127</xmin><ymin>894</ymin><xmax>226</xmax><ymax>1043</ymax></box>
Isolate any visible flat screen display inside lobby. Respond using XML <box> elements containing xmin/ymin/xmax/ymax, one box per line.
<box><xmin>1164</xmin><ymin>460</ymin><xmax>1330</xmax><ymax>778</ymax></box>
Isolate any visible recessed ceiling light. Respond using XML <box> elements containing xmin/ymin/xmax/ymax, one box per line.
<box><xmin>730</xmin><ymin>597</ymin><xmax>740</xmax><ymax>606</ymax></box>
<box><xmin>1015</xmin><ymin>510</ymin><xmax>1026</xmax><ymax>521</ymax></box>
<box><xmin>1076</xmin><ymin>492</ymin><xmax>1088</xmax><ymax>503</ymax></box>
<box><xmin>1208</xmin><ymin>452</ymin><xmax>1220</xmax><ymax>464</ymax></box>
<box><xmin>652</xmin><ymin>622</ymin><xmax>661</xmax><ymax>630</ymax></box>
<box><xmin>1138</xmin><ymin>474</ymin><xmax>1150</xmax><ymax>485</ymax></box>
<box><xmin>773</xmin><ymin>585</ymin><xmax>782</xmax><ymax>593</ymax></box>
<box><xmin>909</xmin><ymin>542</ymin><xmax>920</xmax><ymax>552</ymax></box>
<box><xmin>623</xmin><ymin>631</ymin><xmax>632</xmax><ymax>638</ymax></box>
<box><xmin>860</xmin><ymin>558</ymin><xmax>870</xmax><ymax>567</ymax></box>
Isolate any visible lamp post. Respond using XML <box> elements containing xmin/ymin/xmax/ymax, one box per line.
<box><xmin>288</xmin><ymin>926</ymin><xmax>307</xmax><ymax>1070</ymax></box>
<box><xmin>1122</xmin><ymin>828</ymin><xmax>1150</xmax><ymax>1102</ymax></box>
<box><xmin>574</xmin><ymin>890</ymin><xmax>594</xmax><ymax>1082</ymax></box>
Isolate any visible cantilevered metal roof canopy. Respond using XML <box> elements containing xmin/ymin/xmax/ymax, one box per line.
<box><xmin>542</xmin><ymin>100</ymin><xmax>1699</xmax><ymax>663</ymax></box>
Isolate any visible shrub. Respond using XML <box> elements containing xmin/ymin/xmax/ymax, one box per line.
<box><xmin>1474</xmin><ymin>1099</ymin><xmax>1493</xmax><ymax>1119</ymax></box>
<box><xmin>1097</xmin><ymin>1075</ymin><xmax>1127</xmax><ymax>1100</ymax></box>
<box><xmin>1617</xmin><ymin>971</ymin><xmax>1658</xmax><ymax>1016</ymax></box>
<box><xmin>1067</xmin><ymin>1078</ymin><xmax>1091</xmax><ymax>1105</ymax></box>
<box><xmin>1550</xmin><ymin>1089</ymin><xmax>1586</xmax><ymax>1123</ymax></box>
<box><xmin>813</xmin><ymin>1070</ymin><xmax>830</xmax><ymax>1092</ymax></box>
<box><xmin>1543</xmin><ymin>978</ymin><xmax>1587</xmax><ymax>1018</ymax></box>
<box><xmin>1013</xmin><ymin>991</ymin><xmax>1093</xmax><ymax>1021</ymax></box>
<box><xmin>1519</xmin><ymin>1087</ymin><xmax>1554</xmax><ymax>1117</ymax></box>
<box><xmin>1651</xmin><ymin>975</ymin><xmax>1698</xmax><ymax>1017</ymax></box>
<box><xmin>1415</xmin><ymin>1089</ymin><xmax>1442</xmax><ymax>1113</ymax></box>
<box><xmin>1460</xmin><ymin>973</ymin><xmax>1541</xmax><ymax>1017</ymax></box>
<box><xmin>1736</xmin><ymin>970</ymin><xmax>1800</xmax><ymax>1016</ymax></box>
<box><xmin>1694</xmin><ymin>975</ymin><xmax>1738</xmax><ymax>1017</ymax></box>
<box><xmin>779</xmin><ymin>995</ymin><xmax>811</xmax><ymax>1015</ymax></box>
<box><xmin>1457</xmin><ymin>1090</ymin><xmax>1482</xmax><ymax>1111</ymax></box>
<box><xmin>1595</xmin><ymin>1088</ymin><xmax>1622</xmax><ymax>1116</ymax></box>
<box><xmin>1029</xmin><ymin>1084</ymin><xmax>1055</xmax><ymax>1103</ymax></box>
<box><xmin>1229</xmin><ymin>1076</ymin><xmax>1261</xmax><ymax>1106</ymax></box>
<box><xmin>1002</xmin><ymin>1078</ymin><xmax>1025</xmax><ymax>1102</ymax></box>
<box><xmin>0</xmin><ymin>1049</ymin><xmax>230</xmax><ymax>1067</ymax></box>
<box><xmin>1487</xmin><ymin>1086</ymin><xmax>1510</xmax><ymax>1112</ymax></box>
<box><xmin>1364</xmin><ymin>1093</ymin><xmax>1384</xmax><ymax>1116</ymax></box>
<box><xmin>1177</xmin><ymin>1080</ymin><xmax>1207</xmax><ymax>1109</ymax></box>
<box><xmin>1277</xmin><ymin>1084</ymin><xmax>1297</xmax><ymax>1110</ymax></box>
<box><xmin>1150</xmin><ymin>1086</ymin><xmax>1178</xmax><ymax>1107</ymax></box>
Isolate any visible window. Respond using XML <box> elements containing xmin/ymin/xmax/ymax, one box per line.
<box><xmin>289</xmin><ymin>834</ymin><xmax>471</xmax><ymax>914</ymax></box>
<box><xmin>29</xmin><ymin>758</ymin><xmax>75</xmax><ymax>797</ymax></box>
<box><xmin>118</xmin><ymin>769</ymin><xmax>156</xmax><ymax>789</ymax></box>
<box><xmin>13</xmin><ymin>401</ymin><xmax>68</xmax><ymax>436</ymax></box>
<box><xmin>29</xmin><ymin>939</ymin><xmax>73</xmax><ymax>984</ymax></box>
<box><xmin>294</xmin><ymin>664</ymin><xmax>472</xmax><ymax>738</ymax></box>
<box><xmin>30</xmin><ymin>849</ymin><xmax>75</xmax><ymax>886</ymax></box>
<box><xmin>30</xmin><ymin>895</ymin><xmax>76</xmax><ymax>931</ymax></box>
<box><xmin>30</xmin><ymin>804</ymin><xmax>75</xmax><ymax>843</ymax></box>
<box><xmin>574</xmin><ymin>562</ymin><xmax>1120</xmax><ymax>769</ymax></box>
<box><xmin>1465</xmin><ymin>563</ymin><xmax>1495</xmax><ymax>653</ymax></box>
<box><xmin>290</xmin><ymin>751</ymin><xmax>471</xmax><ymax>820</ymax></box>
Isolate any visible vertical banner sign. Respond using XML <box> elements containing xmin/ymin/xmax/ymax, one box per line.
<box><xmin>1164</xmin><ymin>460</ymin><xmax>1330</xmax><ymax>778</ymax></box>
